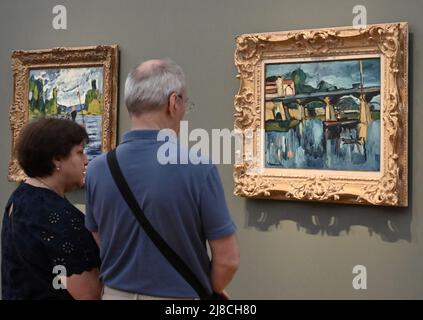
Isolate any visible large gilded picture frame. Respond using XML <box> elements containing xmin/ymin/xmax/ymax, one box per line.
<box><xmin>234</xmin><ymin>23</ymin><xmax>408</xmax><ymax>206</ymax></box>
<box><xmin>8</xmin><ymin>45</ymin><xmax>119</xmax><ymax>182</ymax></box>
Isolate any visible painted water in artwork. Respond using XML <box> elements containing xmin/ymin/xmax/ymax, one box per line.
<box><xmin>264</xmin><ymin>58</ymin><xmax>381</xmax><ymax>171</ymax></box>
<box><xmin>28</xmin><ymin>67</ymin><xmax>103</xmax><ymax>161</ymax></box>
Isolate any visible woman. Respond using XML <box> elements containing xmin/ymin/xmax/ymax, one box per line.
<box><xmin>1</xmin><ymin>118</ymin><xmax>102</xmax><ymax>299</ymax></box>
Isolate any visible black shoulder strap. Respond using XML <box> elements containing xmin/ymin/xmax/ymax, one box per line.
<box><xmin>106</xmin><ymin>149</ymin><xmax>210</xmax><ymax>300</ymax></box>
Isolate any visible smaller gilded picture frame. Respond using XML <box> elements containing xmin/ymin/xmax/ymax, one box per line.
<box><xmin>8</xmin><ymin>45</ymin><xmax>119</xmax><ymax>182</ymax></box>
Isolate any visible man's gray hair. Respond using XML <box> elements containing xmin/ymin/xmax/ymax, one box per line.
<box><xmin>124</xmin><ymin>59</ymin><xmax>186</xmax><ymax>115</ymax></box>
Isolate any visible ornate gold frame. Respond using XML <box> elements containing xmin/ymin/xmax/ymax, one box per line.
<box><xmin>234</xmin><ymin>23</ymin><xmax>408</xmax><ymax>206</ymax></box>
<box><xmin>8</xmin><ymin>45</ymin><xmax>119</xmax><ymax>182</ymax></box>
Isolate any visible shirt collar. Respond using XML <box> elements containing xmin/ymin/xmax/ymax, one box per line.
<box><xmin>121</xmin><ymin>129</ymin><xmax>177</xmax><ymax>143</ymax></box>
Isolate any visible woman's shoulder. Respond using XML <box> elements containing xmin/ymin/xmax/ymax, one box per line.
<box><xmin>9</xmin><ymin>183</ymin><xmax>82</xmax><ymax>220</ymax></box>
<box><xmin>11</xmin><ymin>182</ymin><xmax>54</xmax><ymax>200</ymax></box>
<box><xmin>7</xmin><ymin>183</ymin><xmax>45</xmax><ymax>215</ymax></box>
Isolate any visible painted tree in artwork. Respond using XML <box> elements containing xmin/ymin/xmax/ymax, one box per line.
<box><xmin>44</xmin><ymin>88</ymin><xmax>58</xmax><ymax>115</ymax></box>
<box><xmin>50</xmin><ymin>88</ymin><xmax>58</xmax><ymax>114</ymax></box>
<box><xmin>29</xmin><ymin>75</ymin><xmax>45</xmax><ymax>115</ymax></box>
<box><xmin>291</xmin><ymin>68</ymin><xmax>314</xmax><ymax>94</ymax></box>
<box><xmin>85</xmin><ymin>79</ymin><xmax>103</xmax><ymax>115</ymax></box>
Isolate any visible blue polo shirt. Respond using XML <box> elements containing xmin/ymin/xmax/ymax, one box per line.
<box><xmin>84</xmin><ymin>129</ymin><xmax>236</xmax><ymax>298</ymax></box>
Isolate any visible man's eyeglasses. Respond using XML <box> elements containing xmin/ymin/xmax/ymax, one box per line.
<box><xmin>177</xmin><ymin>94</ymin><xmax>195</xmax><ymax>114</ymax></box>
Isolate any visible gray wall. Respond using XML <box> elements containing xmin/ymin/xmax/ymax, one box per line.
<box><xmin>0</xmin><ymin>0</ymin><xmax>422</xmax><ymax>299</ymax></box>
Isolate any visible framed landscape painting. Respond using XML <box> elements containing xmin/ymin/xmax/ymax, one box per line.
<box><xmin>8</xmin><ymin>45</ymin><xmax>118</xmax><ymax>182</ymax></box>
<box><xmin>234</xmin><ymin>23</ymin><xmax>408</xmax><ymax>206</ymax></box>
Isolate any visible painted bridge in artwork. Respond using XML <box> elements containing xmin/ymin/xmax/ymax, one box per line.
<box><xmin>267</xmin><ymin>85</ymin><xmax>380</xmax><ymax>105</ymax></box>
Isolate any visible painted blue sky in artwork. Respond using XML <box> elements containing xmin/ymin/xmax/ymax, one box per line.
<box><xmin>30</xmin><ymin>67</ymin><xmax>103</xmax><ymax>107</ymax></box>
<box><xmin>266</xmin><ymin>58</ymin><xmax>381</xmax><ymax>89</ymax></box>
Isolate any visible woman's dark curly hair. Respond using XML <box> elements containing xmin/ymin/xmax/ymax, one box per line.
<box><xmin>17</xmin><ymin>118</ymin><xmax>89</xmax><ymax>178</ymax></box>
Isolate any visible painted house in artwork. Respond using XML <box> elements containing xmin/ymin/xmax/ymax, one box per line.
<box><xmin>265</xmin><ymin>77</ymin><xmax>295</xmax><ymax>97</ymax></box>
<box><xmin>265</xmin><ymin>76</ymin><xmax>296</xmax><ymax>121</ymax></box>
<box><xmin>282</xmin><ymin>79</ymin><xmax>295</xmax><ymax>96</ymax></box>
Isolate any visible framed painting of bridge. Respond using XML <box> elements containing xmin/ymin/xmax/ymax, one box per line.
<box><xmin>8</xmin><ymin>45</ymin><xmax>119</xmax><ymax>182</ymax></box>
<box><xmin>234</xmin><ymin>22</ymin><xmax>408</xmax><ymax>206</ymax></box>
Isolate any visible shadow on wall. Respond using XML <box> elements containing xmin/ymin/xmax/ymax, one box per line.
<box><xmin>244</xmin><ymin>33</ymin><xmax>414</xmax><ymax>244</ymax></box>
<box><xmin>245</xmin><ymin>199</ymin><xmax>411</xmax><ymax>242</ymax></box>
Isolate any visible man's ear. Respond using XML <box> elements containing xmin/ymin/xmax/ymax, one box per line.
<box><xmin>167</xmin><ymin>92</ymin><xmax>178</xmax><ymax>117</ymax></box>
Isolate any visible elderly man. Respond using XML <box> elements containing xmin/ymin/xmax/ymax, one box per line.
<box><xmin>85</xmin><ymin>59</ymin><xmax>239</xmax><ymax>300</ymax></box>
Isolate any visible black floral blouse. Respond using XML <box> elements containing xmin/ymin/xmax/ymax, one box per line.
<box><xmin>1</xmin><ymin>183</ymin><xmax>100</xmax><ymax>300</ymax></box>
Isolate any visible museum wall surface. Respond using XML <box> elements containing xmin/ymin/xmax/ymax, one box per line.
<box><xmin>1</xmin><ymin>0</ymin><xmax>422</xmax><ymax>299</ymax></box>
